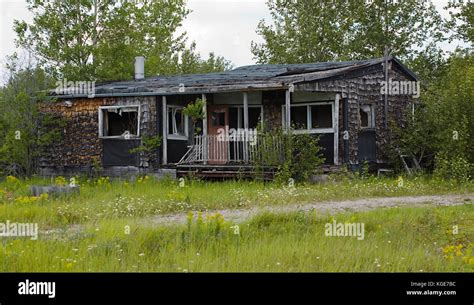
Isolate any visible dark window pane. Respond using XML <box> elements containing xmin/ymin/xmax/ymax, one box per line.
<box><xmin>106</xmin><ymin>110</ymin><xmax>138</xmax><ymax>136</ymax></box>
<box><xmin>360</xmin><ymin>110</ymin><xmax>369</xmax><ymax>127</ymax></box>
<box><xmin>168</xmin><ymin>108</ymin><xmax>185</xmax><ymax>135</ymax></box>
<box><xmin>168</xmin><ymin>111</ymin><xmax>173</xmax><ymax>132</ymax></box>
<box><xmin>248</xmin><ymin>107</ymin><xmax>262</xmax><ymax>129</ymax></box>
<box><xmin>311</xmin><ymin>104</ymin><xmax>332</xmax><ymax>128</ymax></box>
<box><xmin>175</xmin><ymin>111</ymin><xmax>183</xmax><ymax>131</ymax></box>
<box><xmin>290</xmin><ymin>106</ymin><xmax>307</xmax><ymax>129</ymax></box>
<box><xmin>360</xmin><ymin>105</ymin><xmax>373</xmax><ymax>128</ymax></box>
<box><xmin>229</xmin><ymin>107</ymin><xmax>239</xmax><ymax>129</ymax></box>
<box><xmin>212</xmin><ymin>111</ymin><xmax>226</xmax><ymax>126</ymax></box>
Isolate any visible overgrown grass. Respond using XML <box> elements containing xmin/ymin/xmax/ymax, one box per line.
<box><xmin>0</xmin><ymin>175</ymin><xmax>473</xmax><ymax>229</ymax></box>
<box><xmin>1</xmin><ymin>205</ymin><xmax>472</xmax><ymax>272</ymax></box>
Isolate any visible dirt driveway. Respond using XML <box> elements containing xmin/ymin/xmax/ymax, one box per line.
<box><xmin>148</xmin><ymin>193</ymin><xmax>474</xmax><ymax>226</ymax></box>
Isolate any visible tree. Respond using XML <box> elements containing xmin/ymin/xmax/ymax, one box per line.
<box><xmin>0</xmin><ymin>54</ymin><xmax>64</xmax><ymax>176</ymax></box>
<box><xmin>444</xmin><ymin>0</ymin><xmax>473</xmax><ymax>45</ymax></box>
<box><xmin>14</xmin><ymin>0</ymin><xmax>231</xmax><ymax>81</ymax></box>
<box><xmin>251</xmin><ymin>0</ymin><xmax>444</xmax><ymax>64</ymax></box>
<box><xmin>388</xmin><ymin>50</ymin><xmax>473</xmax><ymax>179</ymax></box>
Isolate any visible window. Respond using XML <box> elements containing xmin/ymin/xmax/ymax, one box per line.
<box><xmin>311</xmin><ymin>104</ymin><xmax>332</xmax><ymax>128</ymax></box>
<box><xmin>290</xmin><ymin>106</ymin><xmax>308</xmax><ymax>130</ymax></box>
<box><xmin>282</xmin><ymin>102</ymin><xmax>334</xmax><ymax>133</ymax></box>
<box><xmin>248</xmin><ymin>107</ymin><xmax>262</xmax><ymax>129</ymax></box>
<box><xmin>359</xmin><ymin>105</ymin><xmax>375</xmax><ymax>128</ymax></box>
<box><xmin>228</xmin><ymin>106</ymin><xmax>263</xmax><ymax>129</ymax></box>
<box><xmin>168</xmin><ymin>106</ymin><xmax>188</xmax><ymax>139</ymax></box>
<box><xmin>99</xmin><ymin>106</ymin><xmax>140</xmax><ymax>138</ymax></box>
<box><xmin>211</xmin><ymin>111</ymin><xmax>226</xmax><ymax>127</ymax></box>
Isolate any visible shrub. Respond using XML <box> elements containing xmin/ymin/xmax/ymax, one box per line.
<box><xmin>5</xmin><ymin>175</ymin><xmax>21</xmax><ymax>191</ymax></box>
<box><xmin>434</xmin><ymin>153</ymin><xmax>471</xmax><ymax>182</ymax></box>
<box><xmin>54</xmin><ymin>176</ymin><xmax>67</xmax><ymax>186</ymax></box>
<box><xmin>129</xmin><ymin>135</ymin><xmax>162</xmax><ymax>154</ymax></box>
<box><xmin>183</xmin><ymin>98</ymin><xmax>206</xmax><ymax>135</ymax></box>
<box><xmin>253</xmin><ymin>127</ymin><xmax>325</xmax><ymax>182</ymax></box>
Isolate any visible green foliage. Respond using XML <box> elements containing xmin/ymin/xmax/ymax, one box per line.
<box><xmin>5</xmin><ymin>175</ymin><xmax>21</xmax><ymax>192</ymax></box>
<box><xmin>54</xmin><ymin>176</ymin><xmax>67</xmax><ymax>186</ymax></box>
<box><xmin>251</xmin><ymin>0</ymin><xmax>444</xmax><ymax>64</ymax></box>
<box><xmin>14</xmin><ymin>0</ymin><xmax>232</xmax><ymax>81</ymax></box>
<box><xmin>183</xmin><ymin>98</ymin><xmax>205</xmax><ymax>121</ymax></box>
<box><xmin>444</xmin><ymin>1</ymin><xmax>473</xmax><ymax>44</ymax></box>
<box><xmin>0</xmin><ymin>204</ymin><xmax>473</xmax><ymax>271</ymax></box>
<box><xmin>183</xmin><ymin>98</ymin><xmax>206</xmax><ymax>135</ymax></box>
<box><xmin>360</xmin><ymin>160</ymin><xmax>370</xmax><ymax>178</ymax></box>
<box><xmin>290</xmin><ymin>133</ymin><xmax>325</xmax><ymax>181</ymax></box>
<box><xmin>388</xmin><ymin>51</ymin><xmax>473</xmax><ymax>178</ymax></box>
<box><xmin>434</xmin><ymin>153</ymin><xmax>471</xmax><ymax>182</ymax></box>
<box><xmin>0</xmin><ymin>58</ymin><xmax>64</xmax><ymax>177</ymax></box>
<box><xmin>252</xmin><ymin>127</ymin><xmax>325</xmax><ymax>182</ymax></box>
<box><xmin>129</xmin><ymin>135</ymin><xmax>162</xmax><ymax>154</ymax></box>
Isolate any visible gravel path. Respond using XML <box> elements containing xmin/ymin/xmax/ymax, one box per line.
<box><xmin>41</xmin><ymin>193</ymin><xmax>473</xmax><ymax>236</ymax></box>
<box><xmin>146</xmin><ymin>193</ymin><xmax>474</xmax><ymax>226</ymax></box>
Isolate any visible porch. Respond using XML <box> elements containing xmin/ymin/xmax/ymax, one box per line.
<box><xmin>162</xmin><ymin>90</ymin><xmax>341</xmax><ymax>167</ymax></box>
<box><xmin>177</xmin><ymin>133</ymin><xmax>285</xmax><ymax>165</ymax></box>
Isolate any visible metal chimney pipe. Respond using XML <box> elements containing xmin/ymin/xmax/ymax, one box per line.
<box><xmin>134</xmin><ymin>56</ymin><xmax>145</xmax><ymax>80</ymax></box>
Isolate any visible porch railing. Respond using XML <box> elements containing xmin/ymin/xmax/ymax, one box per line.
<box><xmin>178</xmin><ymin>134</ymin><xmax>285</xmax><ymax>165</ymax></box>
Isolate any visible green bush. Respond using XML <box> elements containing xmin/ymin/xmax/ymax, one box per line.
<box><xmin>434</xmin><ymin>152</ymin><xmax>471</xmax><ymax>182</ymax></box>
<box><xmin>253</xmin><ymin>127</ymin><xmax>325</xmax><ymax>183</ymax></box>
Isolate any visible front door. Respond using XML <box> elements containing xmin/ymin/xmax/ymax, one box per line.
<box><xmin>207</xmin><ymin>105</ymin><xmax>229</xmax><ymax>164</ymax></box>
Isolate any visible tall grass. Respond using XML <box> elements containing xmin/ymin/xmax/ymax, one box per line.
<box><xmin>0</xmin><ymin>175</ymin><xmax>473</xmax><ymax>229</ymax></box>
<box><xmin>0</xmin><ymin>205</ymin><xmax>472</xmax><ymax>272</ymax></box>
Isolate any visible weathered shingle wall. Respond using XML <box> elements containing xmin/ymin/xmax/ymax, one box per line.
<box><xmin>295</xmin><ymin>64</ymin><xmax>415</xmax><ymax>164</ymax></box>
<box><xmin>39</xmin><ymin>96</ymin><xmax>158</xmax><ymax>173</ymax></box>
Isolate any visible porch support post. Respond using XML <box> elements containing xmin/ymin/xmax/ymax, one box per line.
<box><xmin>243</xmin><ymin>92</ymin><xmax>249</xmax><ymax>163</ymax></box>
<box><xmin>343</xmin><ymin>97</ymin><xmax>349</xmax><ymax>164</ymax></box>
<box><xmin>162</xmin><ymin>96</ymin><xmax>167</xmax><ymax>165</ymax></box>
<box><xmin>334</xmin><ymin>94</ymin><xmax>340</xmax><ymax>165</ymax></box>
<box><xmin>285</xmin><ymin>89</ymin><xmax>291</xmax><ymax>131</ymax></box>
<box><xmin>202</xmin><ymin>93</ymin><xmax>208</xmax><ymax>165</ymax></box>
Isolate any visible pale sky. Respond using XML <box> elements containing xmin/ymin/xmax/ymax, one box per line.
<box><xmin>0</xmin><ymin>0</ymin><xmax>465</xmax><ymax>81</ymax></box>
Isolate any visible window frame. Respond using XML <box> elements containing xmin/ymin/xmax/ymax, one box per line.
<box><xmin>167</xmin><ymin>105</ymin><xmax>189</xmax><ymax>140</ymax></box>
<box><xmin>98</xmin><ymin>105</ymin><xmax>141</xmax><ymax>139</ymax></box>
<box><xmin>359</xmin><ymin>104</ymin><xmax>375</xmax><ymax>129</ymax></box>
<box><xmin>228</xmin><ymin>105</ymin><xmax>264</xmax><ymax>129</ymax></box>
<box><xmin>282</xmin><ymin>101</ymin><xmax>334</xmax><ymax>134</ymax></box>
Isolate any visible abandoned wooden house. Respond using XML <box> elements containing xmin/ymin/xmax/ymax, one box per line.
<box><xmin>40</xmin><ymin>56</ymin><xmax>418</xmax><ymax>178</ymax></box>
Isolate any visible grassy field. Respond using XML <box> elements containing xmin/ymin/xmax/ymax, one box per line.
<box><xmin>0</xmin><ymin>205</ymin><xmax>473</xmax><ymax>272</ymax></box>
<box><xmin>0</xmin><ymin>175</ymin><xmax>473</xmax><ymax>229</ymax></box>
<box><xmin>0</xmin><ymin>175</ymin><xmax>473</xmax><ymax>272</ymax></box>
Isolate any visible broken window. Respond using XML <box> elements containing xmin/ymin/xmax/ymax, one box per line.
<box><xmin>360</xmin><ymin>105</ymin><xmax>375</xmax><ymax>128</ymax></box>
<box><xmin>99</xmin><ymin>106</ymin><xmax>139</xmax><ymax>138</ymax></box>
<box><xmin>168</xmin><ymin>106</ymin><xmax>188</xmax><ymax>139</ymax></box>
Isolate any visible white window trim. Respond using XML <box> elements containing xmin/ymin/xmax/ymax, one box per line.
<box><xmin>98</xmin><ymin>105</ymin><xmax>141</xmax><ymax>139</ymax></box>
<box><xmin>167</xmin><ymin>105</ymin><xmax>189</xmax><ymax>140</ymax></box>
<box><xmin>281</xmin><ymin>101</ymin><xmax>334</xmax><ymax>134</ymax></box>
<box><xmin>359</xmin><ymin>104</ymin><xmax>375</xmax><ymax>129</ymax></box>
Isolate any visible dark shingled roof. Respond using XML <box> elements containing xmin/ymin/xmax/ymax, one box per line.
<box><xmin>53</xmin><ymin>56</ymin><xmax>417</xmax><ymax>97</ymax></box>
